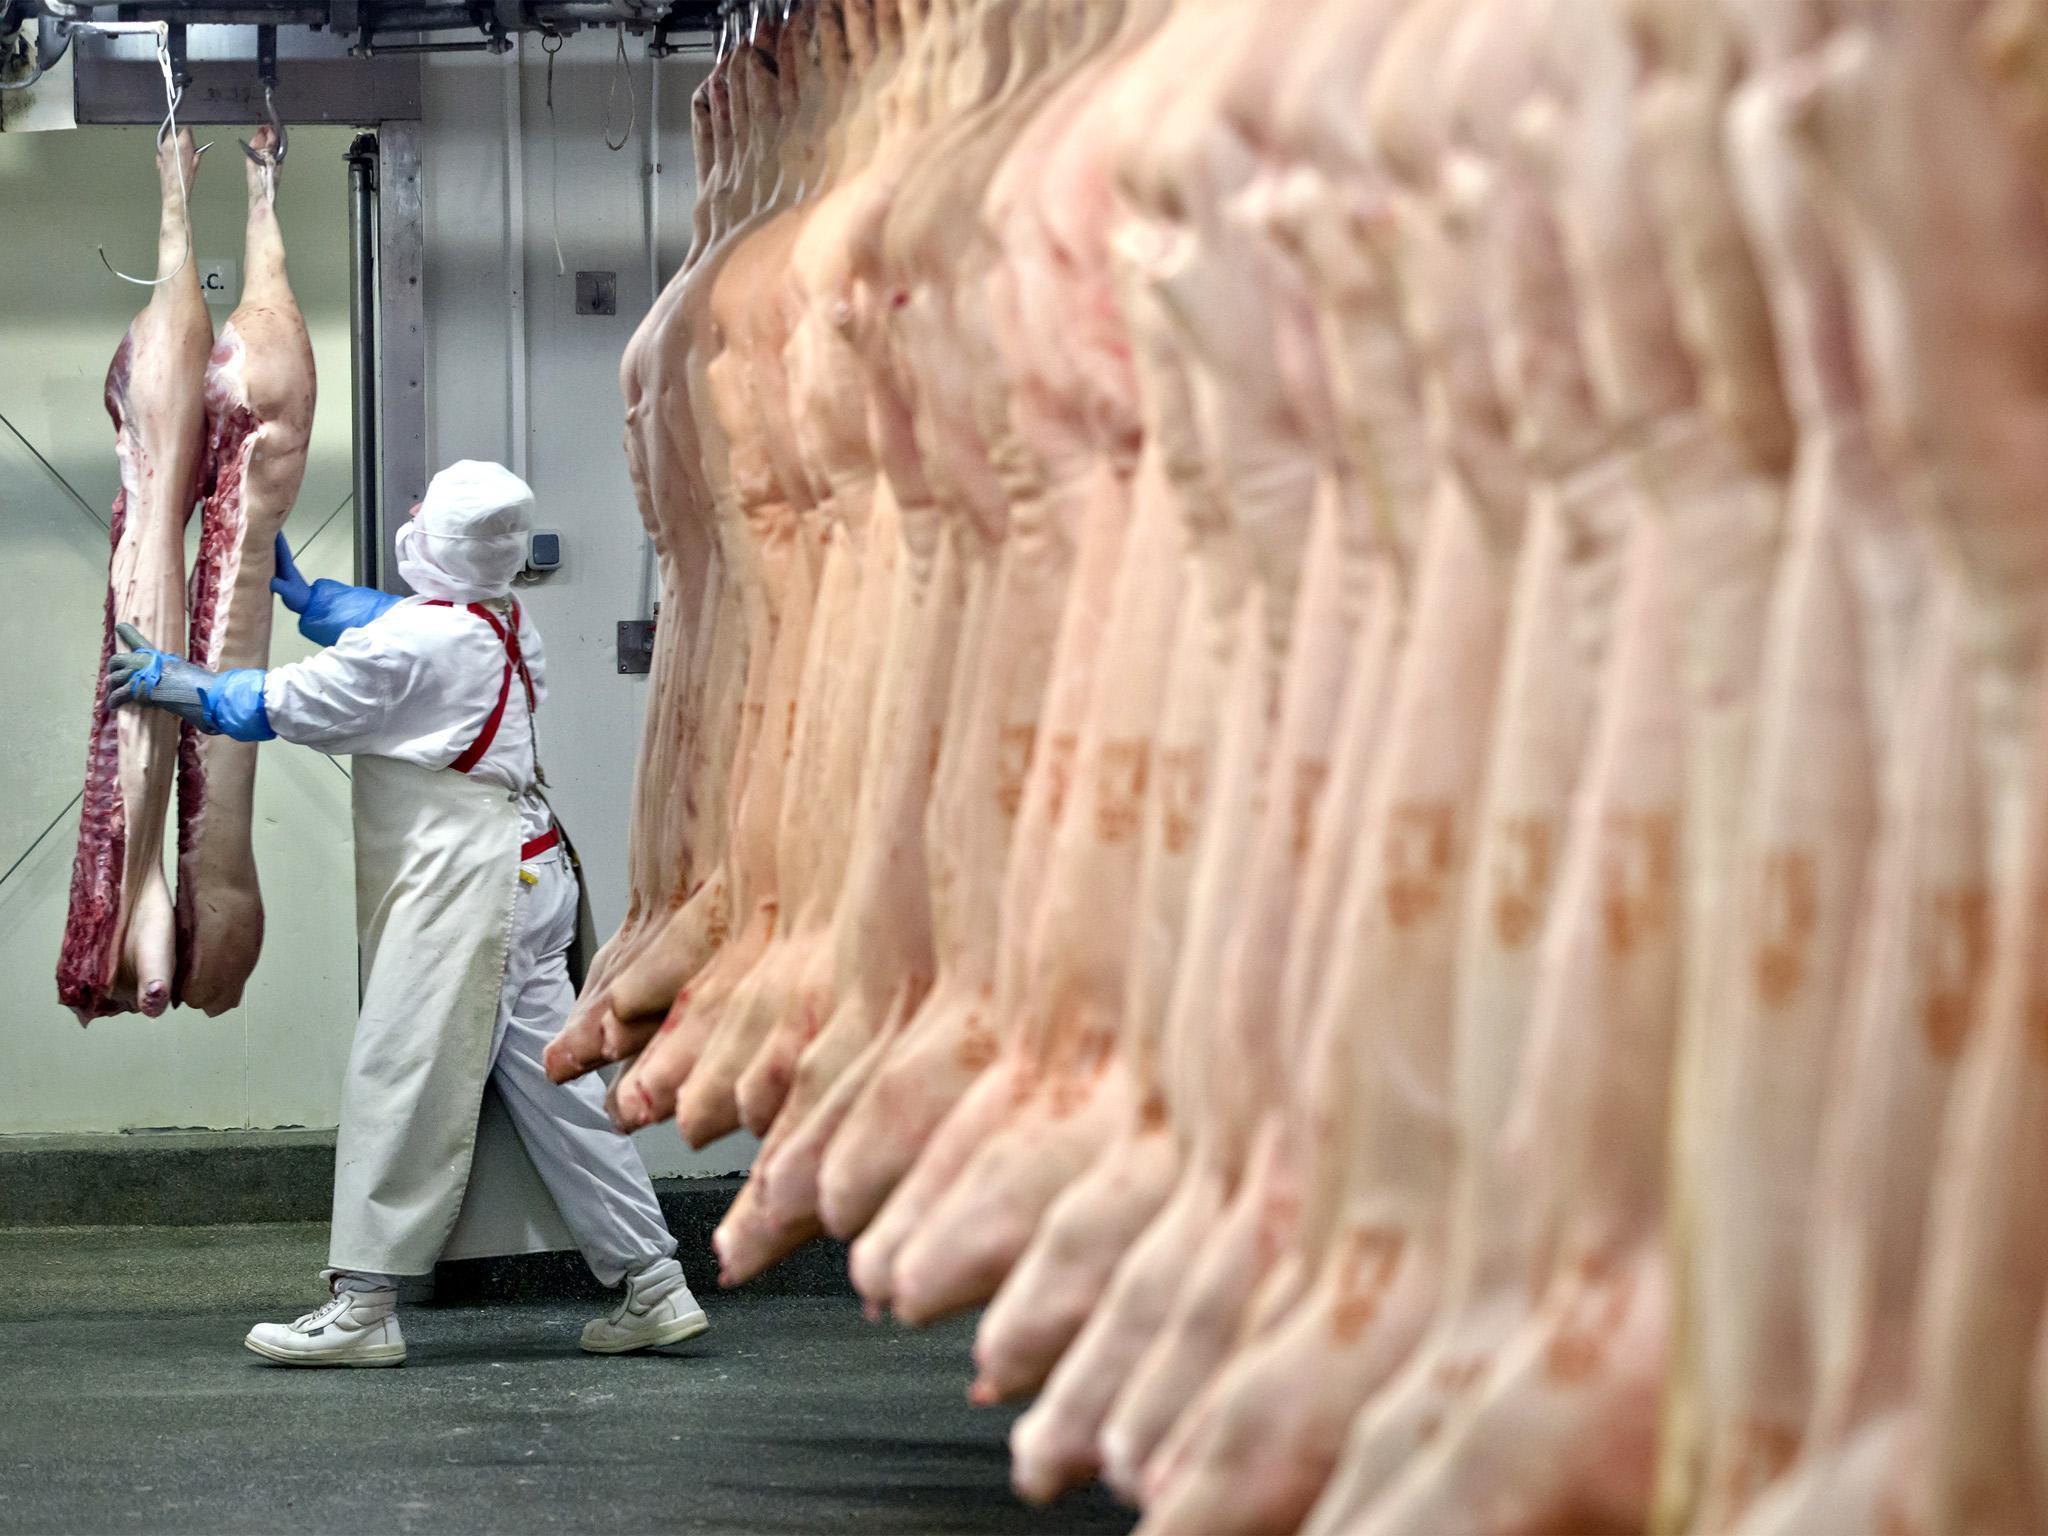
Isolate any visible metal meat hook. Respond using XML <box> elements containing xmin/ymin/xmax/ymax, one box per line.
<box><xmin>156</xmin><ymin>106</ymin><xmax>215</xmax><ymax>159</ymax></box>
<box><xmin>106</xmin><ymin>29</ymin><xmax>212</xmax><ymax>286</ymax></box>
<box><xmin>241</xmin><ymin>27</ymin><xmax>287</xmax><ymax>167</ymax></box>
<box><xmin>240</xmin><ymin>84</ymin><xmax>288</xmax><ymax>168</ymax></box>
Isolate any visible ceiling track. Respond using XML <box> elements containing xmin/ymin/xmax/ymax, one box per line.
<box><xmin>7</xmin><ymin>0</ymin><xmax>724</xmax><ymax>64</ymax></box>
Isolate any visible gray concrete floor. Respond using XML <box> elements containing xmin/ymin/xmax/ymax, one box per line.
<box><xmin>0</xmin><ymin>1225</ymin><xmax>1133</xmax><ymax>1536</ymax></box>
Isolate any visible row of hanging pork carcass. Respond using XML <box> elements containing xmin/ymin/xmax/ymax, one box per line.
<box><xmin>545</xmin><ymin>0</ymin><xmax>2048</xmax><ymax>1531</ymax></box>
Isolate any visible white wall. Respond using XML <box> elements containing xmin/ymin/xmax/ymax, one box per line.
<box><xmin>0</xmin><ymin>124</ymin><xmax>362</xmax><ymax>1134</ymax></box>
<box><xmin>1</xmin><ymin>75</ymin><xmax>746</xmax><ymax>1180</ymax></box>
<box><xmin>419</xmin><ymin>42</ymin><xmax>751</xmax><ymax>1178</ymax></box>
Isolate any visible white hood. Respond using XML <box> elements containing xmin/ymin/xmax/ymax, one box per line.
<box><xmin>397</xmin><ymin>459</ymin><xmax>535</xmax><ymax>602</ymax></box>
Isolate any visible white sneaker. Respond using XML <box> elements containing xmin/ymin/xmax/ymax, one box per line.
<box><xmin>581</xmin><ymin>1259</ymin><xmax>709</xmax><ymax>1354</ymax></box>
<box><xmin>245</xmin><ymin>1283</ymin><xmax>407</xmax><ymax>1368</ymax></box>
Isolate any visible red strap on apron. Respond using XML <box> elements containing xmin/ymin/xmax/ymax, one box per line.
<box><xmin>424</xmin><ymin>599</ymin><xmax>535</xmax><ymax>775</ymax></box>
<box><xmin>520</xmin><ymin>827</ymin><xmax>561</xmax><ymax>861</ymax></box>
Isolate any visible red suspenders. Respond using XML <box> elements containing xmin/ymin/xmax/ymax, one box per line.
<box><xmin>423</xmin><ymin>598</ymin><xmax>537</xmax><ymax>774</ymax></box>
<box><xmin>424</xmin><ymin>598</ymin><xmax>555</xmax><ymax>860</ymax></box>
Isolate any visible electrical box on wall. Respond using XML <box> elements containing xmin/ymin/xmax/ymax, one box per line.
<box><xmin>617</xmin><ymin>619</ymin><xmax>655</xmax><ymax>675</ymax></box>
<box><xmin>575</xmin><ymin>271</ymin><xmax>617</xmax><ymax>316</ymax></box>
<box><xmin>527</xmin><ymin>530</ymin><xmax>563</xmax><ymax>573</ymax></box>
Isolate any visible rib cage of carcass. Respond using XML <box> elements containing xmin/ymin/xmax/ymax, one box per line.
<box><xmin>58</xmin><ymin>126</ymin><xmax>313</xmax><ymax>1023</ymax></box>
<box><xmin>546</xmin><ymin>1</ymin><xmax>2048</xmax><ymax>1531</ymax></box>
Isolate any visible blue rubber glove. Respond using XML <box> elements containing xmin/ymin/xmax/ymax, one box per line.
<box><xmin>270</xmin><ymin>531</ymin><xmax>313</xmax><ymax>613</ymax></box>
<box><xmin>272</xmin><ymin>531</ymin><xmax>400</xmax><ymax>646</ymax></box>
<box><xmin>106</xmin><ymin>622</ymin><xmax>276</xmax><ymax>743</ymax></box>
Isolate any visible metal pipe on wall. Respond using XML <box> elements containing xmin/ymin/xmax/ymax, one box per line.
<box><xmin>647</xmin><ymin>52</ymin><xmax>660</xmax><ymax>306</ymax></box>
<box><xmin>344</xmin><ymin>131</ymin><xmax>382</xmax><ymax>590</ymax></box>
<box><xmin>373</xmin><ymin>122</ymin><xmax>427</xmax><ymax>589</ymax></box>
<box><xmin>635</xmin><ymin>46</ymin><xmax>659</xmax><ymax>623</ymax></box>
<box><xmin>344</xmin><ymin>134</ymin><xmax>379</xmax><ymax>1008</ymax></box>
<box><xmin>505</xmin><ymin>36</ymin><xmax>530</xmax><ymax>483</ymax></box>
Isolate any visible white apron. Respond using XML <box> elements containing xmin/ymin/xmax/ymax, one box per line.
<box><xmin>327</xmin><ymin>597</ymin><xmax>598</xmax><ymax>1275</ymax></box>
<box><xmin>328</xmin><ymin>753</ymin><xmax>523</xmax><ymax>1275</ymax></box>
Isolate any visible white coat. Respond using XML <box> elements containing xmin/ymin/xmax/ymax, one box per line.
<box><xmin>258</xmin><ymin>587</ymin><xmax>668</xmax><ymax>1280</ymax></box>
<box><xmin>263</xmin><ymin>596</ymin><xmax>553</xmax><ymax>841</ymax></box>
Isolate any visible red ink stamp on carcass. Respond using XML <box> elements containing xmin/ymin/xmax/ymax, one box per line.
<box><xmin>1291</xmin><ymin>757</ymin><xmax>1331</xmax><ymax>864</ymax></box>
<box><xmin>1159</xmin><ymin>746</ymin><xmax>1206</xmax><ymax>855</ymax></box>
<box><xmin>1922</xmin><ymin>883</ymin><xmax>1988</xmax><ymax>1059</ymax></box>
<box><xmin>1492</xmin><ymin>814</ymin><xmax>1554</xmax><ymax>950</ymax></box>
<box><xmin>1601</xmin><ymin>808</ymin><xmax>1676</xmax><ymax>957</ymax></box>
<box><xmin>1754</xmin><ymin>847</ymin><xmax>1818</xmax><ymax>1009</ymax></box>
<box><xmin>1385</xmin><ymin>801</ymin><xmax>1457</xmax><ymax>928</ymax></box>
<box><xmin>1096</xmin><ymin>738</ymin><xmax>1151</xmax><ymax>846</ymax></box>
<box><xmin>996</xmin><ymin>723</ymin><xmax>1036</xmax><ymax>820</ymax></box>
<box><xmin>1331</xmin><ymin>1226</ymin><xmax>1406</xmax><ymax>1343</ymax></box>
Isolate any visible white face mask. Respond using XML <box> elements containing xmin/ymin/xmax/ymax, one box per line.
<box><xmin>395</xmin><ymin>519</ymin><xmax>524</xmax><ymax>603</ymax></box>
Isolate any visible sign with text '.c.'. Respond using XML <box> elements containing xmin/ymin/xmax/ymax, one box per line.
<box><xmin>199</xmin><ymin>260</ymin><xmax>238</xmax><ymax>308</ymax></box>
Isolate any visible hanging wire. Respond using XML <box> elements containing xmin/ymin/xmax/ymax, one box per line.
<box><xmin>542</xmin><ymin>30</ymin><xmax>567</xmax><ymax>275</ymax></box>
<box><xmin>0</xmin><ymin>789</ymin><xmax>85</xmax><ymax>897</ymax></box>
<box><xmin>602</xmin><ymin>25</ymin><xmax>635</xmax><ymax>152</ymax></box>
<box><xmin>97</xmin><ymin>25</ymin><xmax>209</xmax><ymax>287</ymax></box>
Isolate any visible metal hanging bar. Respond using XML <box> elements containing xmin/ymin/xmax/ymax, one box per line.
<box><xmin>343</xmin><ymin>130</ymin><xmax>381</xmax><ymax>591</ymax></box>
<box><xmin>251</xmin><ymin>22</ymin><xmax>287</xmax><ymax>162</ymax></box>
<box><xmin>19</xmin><ymin>0</ymin><xmax>730</xmax><ymax>59</ymax></box>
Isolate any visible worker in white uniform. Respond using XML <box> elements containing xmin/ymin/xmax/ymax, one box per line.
<box><xmin>106</xmin><ymin>460</ymin><xmax>705</xmax><ymax>1368</ymax></box>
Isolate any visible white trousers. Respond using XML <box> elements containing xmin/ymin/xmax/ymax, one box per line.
<box><xmin>342</xmin><ymin>847</ymin><xmax>676</xmax><ymax>1292</ymax></box>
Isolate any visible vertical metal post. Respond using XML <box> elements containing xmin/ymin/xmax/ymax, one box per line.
<box><xmin>344</xmin><ymin>132</ymin><xmax>380</xmax><ymax>590</ymax></box>
<box><xmin>255</xmin><ymin>23</ymin><xmax>277</xmax><ymax>92</ymax></box>
<box><xmin>503</xmin><ymin>39</ymin><xmax>529</xmax><ymax>481</ymax></box>
<box><xmin>636</xmin><ymin>49</ymin><xmax>661</xmax><ymax>623</ymax></box>
<box><xmin>164</xmin><ymin>21</ymin><xmax>190</xmax><ymax>91</ymax></box>
<box><xmin>375</xmin><ymin>120</ymin><xmax>428</xmax><ymax>593</ymax></box>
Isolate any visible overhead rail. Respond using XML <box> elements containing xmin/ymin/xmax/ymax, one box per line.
<box><xmin>4</xmin><ymin>0</ymin><xmax>728</xmax><ymax>71</ymax></box>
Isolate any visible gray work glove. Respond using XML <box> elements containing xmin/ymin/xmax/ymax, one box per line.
<box><xmin>106</xmin><ymin>622</ymin><xmax>218</xmax><ymax>731</ymax></box>
<box><xmin>106</xmin><ymin>623</ymin><xmax>277</xmax><ymax>742</ymax></box>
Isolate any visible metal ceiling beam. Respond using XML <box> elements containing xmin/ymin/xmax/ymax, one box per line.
<box><xmin>29</xmin><ymin>0</ymin><xmax>723</xmax><ymax>39</ymax></box>
<box><xmin>71</xmin><ymin>30</ymin><xmax>421</xmax><ymax>120</ymax></box>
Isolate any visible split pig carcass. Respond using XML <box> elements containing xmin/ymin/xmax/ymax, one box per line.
<box><xmin>58</xmin><ymin>127</ymin><xmax>312</xmax><ymax>1023</ymax></box>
